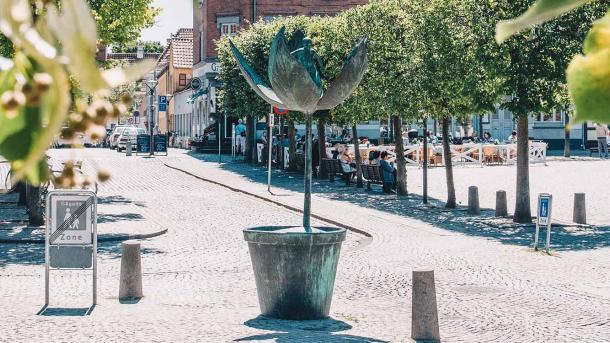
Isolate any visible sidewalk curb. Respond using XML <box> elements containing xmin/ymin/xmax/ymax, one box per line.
<box><xmin>0</xmin><ymin>228</ymin><xmax>169</xmax><ymax>245</ymax></box>
<box><xmin>164</xmin><ymin>162</ymin><xmax>372</xmax><ymax>238</ymax></box>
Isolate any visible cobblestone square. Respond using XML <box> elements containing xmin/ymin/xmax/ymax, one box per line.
<box><xmin>1</xmin><ymin>149</ymin><xmax>609</xmax><ymax>342</ymax></box>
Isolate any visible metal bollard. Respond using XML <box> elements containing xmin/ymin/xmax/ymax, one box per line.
<box><xmin>573</xmin><ymin>193</ymin><xmax>586</xmax><ymax>224</ymax></box>
<box><xmin>468</xmin><ymin>186</ymin><xmax>480</xmax><ymax>215</ymax></box>
<box><xmin>411</xmin><ymin>269</ymin><xmax>441</xmax><ymax>342</ymax></box>
<box><xmin>119</xmin><ymin>240</ymin><xmax>143</xmax><ymax>301</ymax></box>
<box><xmin>495</xmin><ymin>190</ymin><xmax>508</xmax><ymax>217</ymax></box>
<box><xmin>126</xmin><ymin>141</ymin><xmax>132</xmax><ymax>156</ymax></box>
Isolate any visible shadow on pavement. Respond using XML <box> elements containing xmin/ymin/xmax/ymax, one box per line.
<box><xmin>235</xmin><ymin>315</ymin><xmax>387</xmax><ymax>342</ymax></box>
<box><xmin>188</xmin><ymin>152</ymin><xmax>610</xmax><ymax>252</ymax></box>
<box><xmin>98</xmin><ymin>213</ymin><xmax>145</xmax><ymax>223</ymax></box>
<box><xmin>37</xmin><ymin>305</ymin><xmax>95</xmax><ymax>316</ymax></box>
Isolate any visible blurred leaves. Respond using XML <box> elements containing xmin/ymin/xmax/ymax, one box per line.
<box><xmin>0</xmin><ymin>0</ymin><xmax>155</xmax><ymax>184</ymax></box>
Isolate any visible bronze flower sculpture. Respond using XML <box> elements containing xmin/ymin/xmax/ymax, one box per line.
<box><xmin>230</xmin><ymin>27</ymin><xmax>368</xmax><ymax>229</ymax></box>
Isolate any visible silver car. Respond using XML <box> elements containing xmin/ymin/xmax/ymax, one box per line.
<box><xmin>117</xmin><ymin>127</ymin><xmax>146</xmax><ymax>152</ymax></box>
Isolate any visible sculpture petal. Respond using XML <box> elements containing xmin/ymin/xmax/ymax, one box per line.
<box><xmin>288</xmin><ymin>29</ymin><xmax>306</xmax><ymax>53</ymax></box>
<box><xmin>229</xmin><ymin>40</ymin><xmax>285</xmax><ymax>108</ymax></box>
<box><xmin>316</xmin><ymin>38</ymin><xmax>368</xmax><ymax>111</ymax></box>
<box><xmin>268</xmin><ymin>27</ymin><xmax>322</xmax><ymax>113</ymax></box>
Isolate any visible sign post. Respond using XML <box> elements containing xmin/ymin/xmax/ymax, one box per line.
<box><xmin>267</xmin><ymin>110</ymin><xmax>274</xmax><ymax>194</ymax></box>
<box><xmin>45</xmin><ymin>190</ymin><xmax>97</xmax><ymax>306</ymax></box>
<box><xmin>534</xmin><ymin>193</ymin><xmax>553</xmax><ymax>253</ymax></box>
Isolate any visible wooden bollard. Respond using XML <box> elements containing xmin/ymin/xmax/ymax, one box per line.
<box><xmin>468</xmin><ymin>186</ymin><xmax>480</xmax><ymax>215</ymax></box>
<box><xmin>573</xmin><ymin>193</ymin><xmax>586</xmax><ymax>224</ymax></box>
<box><xmin>119</xmin><ymin>240</ymin><xmax>143</xmax><ymax>300</ymax></box>
<box><xmin>495</xmin><ymin>190</ymin><xmax>508</xmax><ymax>217</ymax></box>
<box><xmin>411</xmin><ymin>269</ymin><xmax>440</xmax><ymax>342</ymax></box>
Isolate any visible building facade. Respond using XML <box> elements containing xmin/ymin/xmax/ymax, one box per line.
<box><xmin>190</xmin><ymin>0</ymin><xmax>368</xmax><ymax>137</ymax></box>
<box><xmin>154</xmin><ymin>28</ymin><xmax>194</xmax><ymax>133</ymax></box>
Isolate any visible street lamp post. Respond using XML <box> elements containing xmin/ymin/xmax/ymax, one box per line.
<box><xmin>146</xmin><ymin>79</ymin><xmax>158</xmax><ymax>156</ymax></box>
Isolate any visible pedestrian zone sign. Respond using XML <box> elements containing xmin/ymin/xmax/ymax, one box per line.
<box><xmin>537</xmin><ymin>194</ymin><xmax>551</xmax><ymax>226</ymax></box>
<box><xmin>49</xmin><ymin>193</ymin><xmax>94</xmax><ymax>245</ymax></box>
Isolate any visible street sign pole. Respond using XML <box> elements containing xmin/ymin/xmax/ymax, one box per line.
<box><xmin>45</xmin><ymin>190</ymin><xmax>97</xmax><ymax>307</ymax></box>
<box><xmin>267</xmin><ymin>109</ymin><xmax>274</xmax><ymax>194</ymax></box>
<box><xmin>534</xmin><ymin>193</ymin><xmax>553</xmax><ymax>253</ymax></box>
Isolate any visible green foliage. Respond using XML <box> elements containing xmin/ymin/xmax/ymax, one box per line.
<box><xmin>497</xmin><ymin>0</ymin><xmax>610</xmax><ymax>123</ymax></box>
<box><xmin>493</xmin><ymin>0</ymin><xmax>607</xmax><ymax>118</ymax></box>
<box><xmin>0</xmin><ymin>34</ymin><xmax>13</xmax><ymax>58</ymax></box>
<box><xmin>0</xmin><ymin>0</ymin><xmax>154</xmax><ymax>184</ymax></box>
<box><xmin>113</xmin><ymin>40</ymin><xmax>165</xmax><ymax>54</ymax></box>
<box><xmin>89</xmin><ymin>0</ymin><xmax>159</xmax><ymax>47</ymax></box>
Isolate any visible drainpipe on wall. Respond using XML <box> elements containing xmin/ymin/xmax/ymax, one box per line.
<box><xmin>253</xmin><ymin>0</ymin><xmax>256</xmax><ymax>22</ymax></box>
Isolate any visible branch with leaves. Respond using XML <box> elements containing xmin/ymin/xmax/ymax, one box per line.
<box><xmin>0</xmin><ymin>0</ymin><xmax>154</xmax><ymax>185</ymax></box>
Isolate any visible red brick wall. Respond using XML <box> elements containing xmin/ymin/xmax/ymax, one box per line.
<box><xmin>194</xmin><ymin>0</ymin><xmax>367</xmax><ymax>64</ymax></box>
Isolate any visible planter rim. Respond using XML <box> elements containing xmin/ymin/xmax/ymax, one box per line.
<box><xmin>243</xmin><ymin>226</ymin><xmax>346</xmax><ymax>245</ymax></box>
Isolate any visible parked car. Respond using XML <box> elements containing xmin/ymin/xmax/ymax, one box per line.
<box><xmin>117</xmin><ymin>127</ymin><xmax>146</xmax><ymax>152</ymax></box>
<box><xmin>109</xmin><ymin>126</ymin><xmax>130</xmax><ymax>150</ymax></box>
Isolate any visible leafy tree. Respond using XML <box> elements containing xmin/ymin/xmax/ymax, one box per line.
<box><xmin>490</xmin><ymin>0</ymin><xmax>606</xmax><ymax>222</ymax></box>
<box><xmin>113</xmin><ymin>40</ymin><xmax>165</xmax><ymax>54</ymax></box>
<box><xmin>89</xmin><ymin>0</ymin><xmax>159</xmax><ymax>47</ymax></box>
<box><xmin>412</xmin><ymin>0</ymin><xmax>503</xmax><ymax>208</ymax></box>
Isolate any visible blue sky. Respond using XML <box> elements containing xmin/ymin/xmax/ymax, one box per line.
<box><xmin>139</xmin><ymin>0</ymin><xmax>193</xmax><ymax>43</ymax></box>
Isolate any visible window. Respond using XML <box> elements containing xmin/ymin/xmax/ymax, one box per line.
<box><xmin>179</xmin><ymin>73</ymin><xmax>187</xmax><ymax>86</ymax></box>
<box><xmin>221</xmin><ymin>23</ymin><xmax>238</xmax><ymax>36</ymax></box>
<box><xmin>536</xmin><ymin>109</ymin><xmax>563</xmax><ymax>122</ymax></box>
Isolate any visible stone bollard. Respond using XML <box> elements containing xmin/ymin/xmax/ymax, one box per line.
<box><xmin>467</xmin><ymin>186</ymin><xmax>480</xmax><ymax>215</ymax></box>
<box><xmin>119</xmin><ymin>240</ymin><xmax>143</xmax><ymax>301</ymax></box>
<box><xmin>411</xmin><ymin>269</ymin><xmax>440</xmax><ymax>342</ymax></box>
<box><xmin>573</xmin><ymin>193</ymin><xmax>586</xmax><ymax>224</ymax></box>
<box><xmin>495</xmin><ymin>190</ymin><xmax>508</xmax><ymax>217</ymax></box>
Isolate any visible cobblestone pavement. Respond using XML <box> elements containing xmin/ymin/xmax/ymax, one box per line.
<box><xmin>1</xmin><ymin>148</ymin><xmax>609</xmax><ymax>342</ymax></box>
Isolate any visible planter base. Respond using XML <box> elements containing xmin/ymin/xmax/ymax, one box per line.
<box><xmin>243</xmin><ymin>226</ymin><xmax>346</xmax><ymax>320</ymax></box>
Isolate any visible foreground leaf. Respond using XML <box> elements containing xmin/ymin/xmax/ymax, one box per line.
<box><xmin>496</xmin><ymin>0</ymin><xmax>594</xmax><ymax>43</ymax></box>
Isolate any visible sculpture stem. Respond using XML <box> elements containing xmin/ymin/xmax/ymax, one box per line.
<box><xmin>303</xmin><ymin>111</ymin><xmax>313</xmax><ymax>231</ymax></box>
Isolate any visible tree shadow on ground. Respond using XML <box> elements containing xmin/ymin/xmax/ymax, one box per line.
<box><xmin>188</xmin><ymin>152</ymin><xmax>610</xmax><ymax>252</ymax></box>
<box><xmin>98</xmin><ymin>195</ymin><xmax>146</xmax><ymax>208</ymax></box>
<box><xmin>235</xmin><ymin>315</ymin><xmax>387</xmax><ymax>342</ymax></box>
<box><xmin>0</xmin><ymin>240</ymin><xmax>165</xmax><ymax>268</ymax></box>
<box><xmin>98</xmin><ymin>212</ymin><xmax>144</xmax><ymax>223</ymax></box>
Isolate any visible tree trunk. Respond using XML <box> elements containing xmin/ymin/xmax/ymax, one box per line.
<box><xmin>17</xmin><ymin>181</ymin><xmax>26</xmax><ymax>206</ymax></box>
<box><xmin>26</xmin><ymin>183</ymin><xmax>44</xmax><ymax>226</ymax></box>
<box><xmin>352</xmin><ymin>124</ymin><xmax>363</xmax><ymax>187</ymax></box>
<box><xmin>392</xmin><ymin>115</ymin><xmax>407</xmax><ymax>195</ymax></box>
<box><xmin>564</xmin><ymin>113</ymin><xmax>571</xmax><ymax>157</ymax></box>
<box><xmin>379</xmin><ymin>119</ymin><xmax>385</xmax><ymax>146</ymax></box>
<box><xmin>441</xmin><ymin>118</ymin><xmax>456</xmax><ymax>208</ymax></box>
<box><xmin>514</xmin><ymin>116</ymin><xmax>532</xmax><ymax>223</ymax></box>
<box><xmin>287</xmin><ymin>119</ymin><xmax>297</xmax><ymax>171</ymax></box>
<box><xmin>245</xmin><ymin>115</ymin><xmax>254</xmax><ymax>163</ymax></box>
<box><xmin>317</xmin><ymin>116</ymin><xmax>328</xmax><ymax>179</ymax></box>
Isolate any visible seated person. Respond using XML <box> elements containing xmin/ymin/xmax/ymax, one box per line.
<box><xmin>368</xmin><ymin>150</ymin><xmax>381</xmax><ymax>165</ymax></box>
<box><xmin>339</xmin><ymin>149</ymin><xmax>356</xmax><ymax>181</ymax></box>
<box><xmin>482</xmin><ymin>132</ymin><xmax>494</xmax><ymax>143</ymax></box>
<box><xmin>507</xmin><ymin>131</ymin><xmax>517</xmax><ymax>143</ymax></box>
<box><xmin>380</xmin><ymin>151</ymin><xmax>396</xmax><ymax>193</ymax></box>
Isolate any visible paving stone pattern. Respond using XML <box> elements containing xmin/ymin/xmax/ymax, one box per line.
<box><xmin>0</xmin><ymin>148</ymin><xmax>609</xmax><ymax>342</ymax></box>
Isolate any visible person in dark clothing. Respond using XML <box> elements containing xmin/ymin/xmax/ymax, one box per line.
<box><xmin>312</xmin><ymin>136</ymin><xmax>320</xmax><ymax>177</ymax></box>
<box><xmin>380</xmin><ymin>151</ymin><xmax>396</xmax><ymax>193</ymax></box>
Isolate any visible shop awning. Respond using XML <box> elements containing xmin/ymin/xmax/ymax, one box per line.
<box><xmin>187</xmin><ymin>88</ymin><xmax>207</xmax><ymax>103</ymax></box>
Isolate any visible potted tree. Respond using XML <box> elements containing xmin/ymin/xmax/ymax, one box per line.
<box><xmin>230</xmin><ymin>27</ymin><xmax>368</xmax><ymax>319</ymax></box>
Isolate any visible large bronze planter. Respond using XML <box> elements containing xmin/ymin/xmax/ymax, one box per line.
<box><xmin>243</xmin><ymin>226</ymin><xmax>346</xmax><ymax>320</ymax></box>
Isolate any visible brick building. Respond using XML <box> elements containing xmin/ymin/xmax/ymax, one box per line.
<box><xmin>186</xmin><ymin>0</ymin><xmax>367</xmax><ymax>139</ymax></box>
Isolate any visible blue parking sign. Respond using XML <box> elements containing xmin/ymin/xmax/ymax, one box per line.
<box><xmin>159</xmin><ymin>95</ymin><xmax>167</xmax><ymax>105</ymax></box>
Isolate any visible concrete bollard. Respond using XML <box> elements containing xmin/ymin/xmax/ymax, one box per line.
<box><xmin>411</xmin><ymin>269</ymin><xmax>440</xmax><ymax>342</ymax></box>
<box><xmin>573</xmin><ymin>193</ymin><xmax>586</xmax><ymax>224</ymax></box>
<box><xmin>467</xmin><ymin>186</ymin><xmax>480</xmax><ymax>215</ymax></box>
<box><xmin>126</xmin><ymin>141</ymin><xmax>132</xmax><ymax>156</ymax></box>
<box><xmin>119</xmin><ymin>240</ymin><xmax>143</xmax><ymax>301</ymax></box>
<box><xmin>495</xmin><ymin>190</ymin><xmax>508</xmax><ymax>217</ymax></box>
